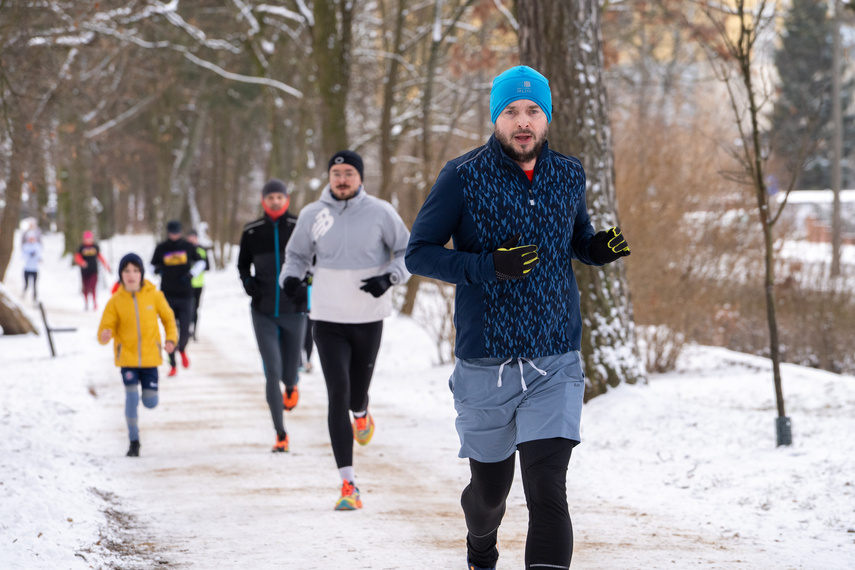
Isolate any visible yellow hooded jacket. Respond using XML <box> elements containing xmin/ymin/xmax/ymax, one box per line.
<box><xmin>98</xmin><ymin>279</ymin><xmax>178</xmax><ymax>367</ymax></box>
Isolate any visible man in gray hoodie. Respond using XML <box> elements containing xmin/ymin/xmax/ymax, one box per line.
<box><xmin>279</xmin><ymin>150</ymin><xmax>410</xmax><ymax>511</ymax></box>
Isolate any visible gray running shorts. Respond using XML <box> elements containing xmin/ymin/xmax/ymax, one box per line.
<box><xmin>449</xmin><ymin>351</ymin><xmax>585</xmax><ymax>463</ymax></box>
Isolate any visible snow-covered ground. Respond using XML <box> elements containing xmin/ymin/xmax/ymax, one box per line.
<box><xmin>1</xmin><ymin>233</ymin><xmax>853</xmax><ymax>569</ymax></box>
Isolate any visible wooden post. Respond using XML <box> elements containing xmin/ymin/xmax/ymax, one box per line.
<box><xmin>38</xmin><ymin>302</ymin><xmax>77</xmax><ymax>357</ymax></box>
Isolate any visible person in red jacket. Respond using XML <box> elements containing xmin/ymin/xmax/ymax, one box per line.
<box><xmin>74</xmin><ymin>230</ymin><xmax>111</xmax><ymax>310</ymax></box>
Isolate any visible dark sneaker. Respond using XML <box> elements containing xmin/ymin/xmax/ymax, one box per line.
<box><xmin>467</xmin><ymin>559</ymin><xmax>496</xmax><ymax>570</ymax></box>
<box><xmin>127</xmin><ymin>440</ymin><xmax>140</xmax><ymax>457</ymax></box>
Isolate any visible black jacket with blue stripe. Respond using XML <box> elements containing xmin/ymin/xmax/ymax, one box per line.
<box><xmin>238</xmin><ymin>212</ymin><xmax>308</xmax><ymax>316</ymax></box>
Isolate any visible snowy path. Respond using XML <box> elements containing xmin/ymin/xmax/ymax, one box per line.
<box><xmin>2</xmin><ymin>233</ymin><xmax>853</xmax><ymax>569</ymax></box>
<box><xmin>86</xmin><ymin>278</ymin><xmax>478</xmax><ymax>569</ymax></box>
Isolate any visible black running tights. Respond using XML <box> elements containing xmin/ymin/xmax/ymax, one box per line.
<box><xmin>313</xmin><ymin>320</ymin><xmax>383</xmax><ymax>469</ymax></box>
<box><xmin>462</xmin><ymin>438</ymin><xmax>575</xmax><ymax>569</ymax></box>
<box><xmin>165</xmin><ymin>294</ymin><xmax>193</xmax><ymax>360</ymax></box>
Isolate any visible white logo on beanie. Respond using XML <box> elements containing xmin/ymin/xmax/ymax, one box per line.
<box><xmin>334</xmin><ymin>157</ymin><xmax>345</xmax><ymax>164</ymax></box>
<box><xmin>312</xmin><ymin>208</ymin><xmax>335</xmax><ymax>240</ymax></box>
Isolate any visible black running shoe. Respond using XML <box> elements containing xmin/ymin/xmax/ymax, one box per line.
<box><xmin>127</xmin><ymin>440</ymin><xmax>141</xmax><ymax>457</ymax></box>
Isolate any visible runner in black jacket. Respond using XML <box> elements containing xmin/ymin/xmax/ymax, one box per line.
<box><xmin>151</xmin><ymin>220</ymin><xmax>204</xmax><ymax>376</ymax></box>
<box><xmin>238</xmin><ymin>179</ymin><xmax>308</xmax><ymax>453</ymax></box>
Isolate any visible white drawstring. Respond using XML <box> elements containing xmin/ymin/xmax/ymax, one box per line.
<box><xmin>496</xmin><ymin>357</ymin><xmax>548</xmax><ymax>391</ymax></box>
<box><xmin>497</xmin><ymin>357</ymin><xmax>512</xmax><ymax>388</ymax></box>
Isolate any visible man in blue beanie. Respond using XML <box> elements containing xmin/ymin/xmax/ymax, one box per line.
<box><xmin>406</xmin><ymin>65</ymin><xmax>631</xmax><ymax>570</ymax></box>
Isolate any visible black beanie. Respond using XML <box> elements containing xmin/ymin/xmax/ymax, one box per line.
<box><xmin>262</xmin><ymin>179</ymin><xmax>288</xmax><ymax>197</ymax></box>
<box><xmin>328</xmin><ymin>150</ymin><xmax>364</xmax><ymax>181</ymax></box>
<box><xmin>166</xmin><ymin>220</ymin><xmax>182</xmax><ymax>234</ymax></box>
<box><xmin>118</xmin><ymin>253</ymin><xmax>145</xmax><ymax>282</ymax></box>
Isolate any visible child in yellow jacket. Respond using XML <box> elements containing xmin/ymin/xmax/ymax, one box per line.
<box><xmin>98</xmin><ymin>253</ymin><xmax>178</xmax><ymax>457</ymax></box>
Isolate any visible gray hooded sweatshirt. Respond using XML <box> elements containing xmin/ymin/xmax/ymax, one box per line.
<box><xmin>279</xmin><ymin>185</ymin><xmax>410</xmax><ymax>324</ymax></box>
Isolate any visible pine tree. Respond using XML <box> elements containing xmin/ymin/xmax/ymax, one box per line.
<box><xmin>769</xmin><ymin>0</ymin><xmax>854</xmax><ymax>189</ymax></box>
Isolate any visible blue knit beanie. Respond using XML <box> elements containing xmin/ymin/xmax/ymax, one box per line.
<box><xmin>489</xmin><ymin>66</ymin><xmax>552</xmax><ymax>124</ymax></box>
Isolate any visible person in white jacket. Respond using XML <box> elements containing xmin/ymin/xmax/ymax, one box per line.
<box><xmin>279</xmin><ymin>150</ymin><xmax>410</xmax><ymax>511</ymax></box>
<box><xmin>21</xmin><ymin>233</ymin><xmax>42</xmax><ymax>302</ymax></box>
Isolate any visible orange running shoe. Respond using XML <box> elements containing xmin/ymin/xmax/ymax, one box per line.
<box><xmin>334</xmin><ymin>480</ymin><xmax>362</xmax><ymax>511</ymax></box>
<box><xmin>168</xmin><ymin>366</ymin><xmax>178</xmax><ymax>377</ymax></box>
<box><xmin>283</xmin><ymin>386</ymin><xmax>299</xmax><ymax>411</ymax></box>
<box><xmin>272</xmin><ymin>433</ymin><xmax>289</xmax><ymax>453</ymax></box>
<box><xmin>180</xmin><ymin>351</ymin><xmax>190</xmax><ymax>368</ymax></box>
<box><xmin>352</xmin><ymin>412</ymin><xmax>375</xmax><ymax>446</ymax></box>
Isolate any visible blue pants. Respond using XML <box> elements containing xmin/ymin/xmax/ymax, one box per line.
<box><xmin>121</xmin><ymin>367</ymin><xmax>159</xmax><ymax>442</ymax></box>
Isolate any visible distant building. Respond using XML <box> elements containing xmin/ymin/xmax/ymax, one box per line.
<box><xmin>779</xmin><ymin>190</ymin><xmax>855</xmax><ymax>244</ymax></box>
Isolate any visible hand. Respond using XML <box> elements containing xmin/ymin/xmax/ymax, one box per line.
<box><xmin>360</xmin><ymin>273</ymin><xmax>394</xmax><ymax>298</ymax></box>
<box><xmin>99</xmin><ymin>329</ymin><xmax>112</xmax><ymax>343</ymax></box>
<box><xmin>281</xmin><ymin>276</ymin><xmax>302</xmax><ymax>300</ymax></box>
<box><xmin>164</xmin><ymin>341</ymin><xmax>176</xmax><ymax>354</ymax></box>
<box><xmin>492</xmin><ymin>234</ymin><xmax>539</xmax><ymax>280</ymax></box>
<box><xmin>589</xmin><ymin>226</ymin><xmax>630</xmax><ymax>264</ymax></box>
<box><xmin>243</xmin><ymin>277</ymin><xmax>261</xmax><ymax>298</ymax></box>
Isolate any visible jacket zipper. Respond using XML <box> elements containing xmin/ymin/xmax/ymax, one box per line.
<box><xmin>133</xmin><ymin>292</ymin><xmax>142</xmax><ymax>367</ymax></box>
<box><xmin>274</xmin><ymin>220</ymin><xmax>280</xmax><ymax>318</ymax></box>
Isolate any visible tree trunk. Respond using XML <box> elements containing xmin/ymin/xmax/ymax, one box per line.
<box><xmin>378</xmin><ymin>0</ymin><xmax>408</xmax><ymax>203</ymax></box>
<box><xmin>0</xmin><ymin>162</ymin><xmax>24</xmax><ymax>282</ymax></box>
<box><xmin>831</xmin><ymin>0</ymin><xmax>842</xmax><ymax>277</ymax></box>
<box><xmin>312</xmin><ymin>0</ymin><xmax>353</xmax><ymax>158</ymax></box>
<box><xmin>60</xmin><ymin>141</ymin><xmax>95</xmax><ymax>256</ymax></box>
<box><xmin>737</xmin><ymin>7</ymin><xmax>787</xmax><ymax>421</ymax></box>
<box><xmin>0</xmin><ymin>284</ymin><xmax>39</xmax><ymax>335</ymax></box>
<box><xmin>518</xmin><ymin>0</ymin><xmax>646</xmax><ymax>400</ymax></box>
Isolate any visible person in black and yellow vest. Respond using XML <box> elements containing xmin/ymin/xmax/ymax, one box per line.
<box><xmin>150</xmin><ymin>220</ymin><xmax>205</xmax><ymax>377</ymax></box>
<box><xmin>185</xmin><ymin>228</ymin><xmax>210</xmax><ymax>341</ymax></box>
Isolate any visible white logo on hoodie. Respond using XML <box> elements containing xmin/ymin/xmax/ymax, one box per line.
<box><xmin>312</xmin><ymin>208</ymin><xmax>335</xmax><ymax>241</ymax></box>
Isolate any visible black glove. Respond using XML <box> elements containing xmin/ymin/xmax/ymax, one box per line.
<box><xmin>360</xmin><ymin>273</ymin><xmax>395</xmax><ymax>298</ymax></box>
<box><xmin>181</xmin><ymin>272</ymin><xmax>192</xmax><ymax>284</ymax></box>
<box><xmin>492</xmin><ymin>234</ymin><xmax>539</xmax><ymax>280</ymax></box>
<box><xmin>281</xmin><ymin>276</ymin><xmax>302</xmax><ymax>300</ymax></box>
<box><xmin>589</xmin><ymin>226</ymin><xmax>631</xmax><ymax>264</ymax></box>
<box><xmin>243</xmin><ymin>277</ymin><xmax>261</xmax><ymax>298</ymax></box>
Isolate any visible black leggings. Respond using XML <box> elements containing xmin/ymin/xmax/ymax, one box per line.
<box><xmin>462</xmin><ymin>438</ymin><xmax>576</xmax><ymax>569</ymax></box>
<box><xmin>313</xmin><ymin>320</ymin><xmax>383</xmax><ymax>469</ymax></box>
<box><xmin>165</xmin><ymin>294</ymin><xmax>193</xmax><ymax>362</ymax></box>
<box><xmin>23</xmin><ymin>271</ymin><xmax>38</xmax><ymax>299</ymax></box>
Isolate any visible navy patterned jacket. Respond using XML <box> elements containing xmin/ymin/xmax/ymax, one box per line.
<box><xmin>405</xmin><ymin>134</ymin><xmax>602</xmax><ymax>359</ymax></box>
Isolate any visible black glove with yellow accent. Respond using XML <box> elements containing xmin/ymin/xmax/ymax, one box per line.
<box><xmin>590</xmin><ymin>226</ymin><xmax>631</xmax><ymax>264</ymax></box>
<box><xmin>493</xmin><ymin>233</ymin><xmax>539</xmax><ymax>280</ymax></box>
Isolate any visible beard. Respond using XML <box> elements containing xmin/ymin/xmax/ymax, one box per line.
<box><xmin>497</xmin><ymin>125</ymin><xmax>548</xmax><ymax>164</ymax></box>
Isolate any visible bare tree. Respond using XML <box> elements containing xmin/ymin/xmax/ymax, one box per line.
<box><xmin>695</xmin><ymin>0</ymin><xmax>807</xmax><ymax>446</ymax></box>
<box><xmin>518</xmin><ymin>0</ymin><xmax>646</xmax><ymax>400</ymax></box>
